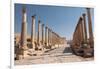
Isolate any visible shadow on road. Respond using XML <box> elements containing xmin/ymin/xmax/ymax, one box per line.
<box><xmin>63</xmin><ymin>47</ymin><xmax>72</xmax><ymax>53</ymax></box>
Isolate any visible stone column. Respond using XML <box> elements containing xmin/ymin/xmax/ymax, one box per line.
<box><xmin>48</xmin><ymin>28</ymin><xmax>52</xmax><ymax>48</ymax></box>
<box><xmin>80</xmin><ymin>17</ymin><xmax>84</xmax><ymax>44</ymax></box>
<box><xmin>76</xmin><ymin>17</ymin><xmax>83</xmax><ymax>45</ymax></box>
<box><xmin>82</xmin><ymin>13</ymin><xmax>87</xmax><ymax>42</ymax></box>
<box><xmin>45</xmin><ymin>26</ymin><xmax>48</xmax><ymax>46</ymax></box>
<box><xmin>78</xmin><ymin>24</ymin><xmax>80</xmax><ymax>45</ymax></box>
<box><xmin>20</xmin><ymin>7</ymin><xmax>27</xmax><ymax>50</ymax></box>
<box><xmin>86</xmin><ymin>8</ymin><xmax>93</xmax><ymax>47</ymax></box>
<box><xmin>80</xmin><ymin>17</ymin><xmax>84</xmax><ymax>43</ymax></box>
<box><xmin>48</xmin><ymin>28</ymin><xmax>50</xmax><ymax>46</ymax></box>
<box><xmin>31</xmin><ymin>15</ymin><xmax>35</xmax><ymax>49</ymax></box>
<box><xmin>49</xmin><ymin>29</ymin><xmax>52</xmax><ymax>46</ymax></box>
<box><xmin>45</xmin><ymin>26</ymin><xmax>47</xmax><ymax>46</ymax></box>
<box><xmin>37</xmin><ymin>18</ymin><xmax>41</xmax><ymax>46</ymax></box>
<box><xmin>52</xmin><ymin>31</ymin><xmax>54</xmax><ymax>46</ymax></box>
<box><xmin>16</xmin><ymin>7</ymin><xmax>27</xmax><ymax>59</ymax></box>
<box><xmin>42</xmin><ymin>24</ymin><xmax>44</xmax><ymax>45</ymax></box>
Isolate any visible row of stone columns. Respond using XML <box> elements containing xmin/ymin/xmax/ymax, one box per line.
<box><xmin>20</xmin><ymin>7</ymin><xmax>66</xmax><ymax>50</ymax></box>
<box><xmin>16</xmin><ymin>7</ymin><xmax>67</xmax><ymax>59</ymax></box>
<box><xmin>72</xmin><ymin>8</ymin><xmax>93</xmax><ymax>48</ymax></box>
<box><xmin>73</xmin><ymin>17</ymin><xmax>83</xmax><ymax>46</ymax></box>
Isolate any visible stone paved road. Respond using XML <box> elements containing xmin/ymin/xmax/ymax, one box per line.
<box><xmin>15</xmin><ymin>45</ymin><xmax>94</xmax><ymax>65</ymax></box>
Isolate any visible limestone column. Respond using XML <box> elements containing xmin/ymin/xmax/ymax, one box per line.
<box><xmin>48</xmin><ymin>28</ymin><xmax>50</xmax><ymax>45</ymax></box>
<box><xmin>82</xmin><ymin>13</ymin><xmax>87</xmax><ymax>42</ymax></box>
<box><xmin>37</xmin><ymin>18</ymin><xmax>41</xmax><ymax>46</ymax></box>
<box><xmin>80</xmin><ymin>17</ymin><xmax>84</xmax><ymax>43</ymax></box>
<box><xmin>78</xmin><ymin>25</ymin><xmax>80</xmax><ymax>45</ymax></box>
<box><xmin>45</xmin><ymin>26</ymin><xmax>48</xmax><ymax>46</ymax></box>
<box><xmin>52</xmin><ymin>31</ymin><xmax>54</xmax><ymax>46</ymax></box>
<box><xmin>31</xmin><ymin>15</ymin><xmax>35</xmax><ymax>49</ymax></box>
<box><xmin>51</xmin><ymin>31</ymin><xmax>52</xmax><ymax>46</ymax></box>
<box><xmin>45</xmin><ymin>26</ymin><xmax>47</xmax><ymax>46</ymax></box>
<box><xmin>48</xmin><ymin>28</ymin><xmax>52</xmax><ymax>47</ymax></box>
<box><xmin>42</xmin><ymin>24</ymin><xmax>44</xmax><ymax>45</ymax></box>
<box><xmin>79</xmin><ymin>16</ymin><xmax>88</xmax><ymax>46</ymax></box>
<box><xmin>20</xmin><ymin>7</ymin><xmax>27</xmax><ymax>50</ymax></box>
<box><xmin>76</xmin><ymin>18</ymin><xmax>81</xmax><ymax>45</ymax></box>
<box><xmin>49</xmin><ymin>29</ymin><xmax>52</xmax><ymax>46</ymax></box>
<box><xmin>86</xmin><ymin>8</ymin><xmax>93</xmax><ymax>47</ymax></box>
<box><xmin>76</xmin><ymin>17</ymin><xmax>83</xmax><ymax>45</ymax></box>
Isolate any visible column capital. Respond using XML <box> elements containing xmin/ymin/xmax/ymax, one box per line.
<box><xmin>80</xmin><ymin>16</ymin><xmax>83</xmax><ymax>20</ymax></box>
<box><xmin>82</xmin><ymin>13</ymin><xmax>86</xmax><ymax>17</ymax></box>
<box><xmin>86</xmin><ymin>8</ymin><xmax>90</xmax><ymax>10</ymax></box>
<box><xmin>32</xmin><ymin>15</ymin><xmax>36</xmax><ymax>18</ymax></box>
<box><xmin>22</xmin><ymin>6</ymin><xmax>26</xmax><ymax>13</ymax></box>
<box><xmin>42</xmin><ymin>24</ymin><xmax>44</xmax><ymax>26</ymax></box>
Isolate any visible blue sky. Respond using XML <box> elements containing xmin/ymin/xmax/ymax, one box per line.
<box><xmin>14</xmin><ymin>4</ymin><xmax>94</xmax><ymax>40</ymax></box>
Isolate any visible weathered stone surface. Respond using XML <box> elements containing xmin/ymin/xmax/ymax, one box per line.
<box><xmin>15</xmin><ymin>45</ymin><xmax>93</xmax><ymax>65</ymax></box>
<box><xmin>31</xmin><ymin>15</ymin><xmax>36</xmax><ymax>50</ymax></box>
